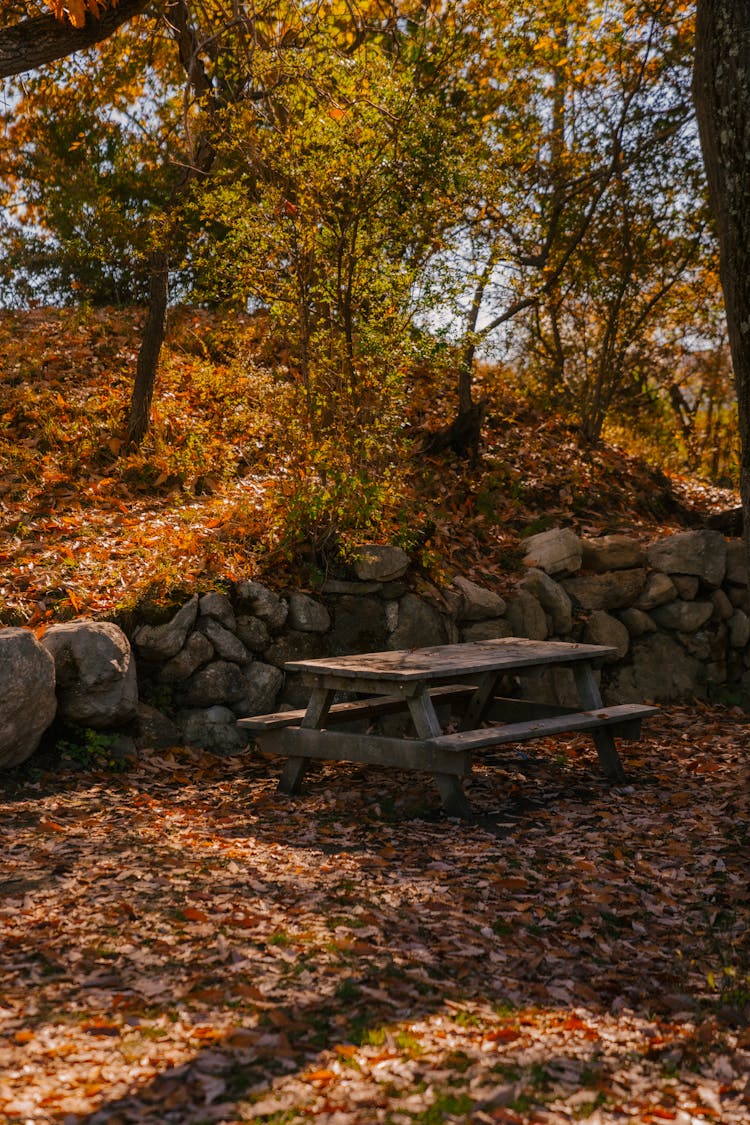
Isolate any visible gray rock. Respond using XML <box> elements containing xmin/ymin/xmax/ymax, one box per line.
<box><xmin>135</xmin><ymin>703</ymin><xmax>181</xmax><ymax>750</ymax></box>
<box><xmin>636</xmin><ymin>572</ymin><xmax>677</xmax><ymax>610</ymax></box>
<box><xmin>522</xmin><ymin>527</ymin><xmax>582</xmax><ymax>577</ymax></box>
<box><xmin>730</xmin><ymin>609</ymin><xmax>750</xmax><ymax>648</ymax></box>
<box><xmin>389</xmin><ymin>593</ymin><xmax>448</xmax><ymax>650</ymax></box>
<box><xmin>671</xmin><ymin>575</ymin><xmax>700</xmax><ymax>600</ymax></box>
<box><xmin>264</xmin><ymin>630</ymin><xmax>327</xmax><ymax>667</ymax></box>
<box><xmin>353</xmin><ymin>545</ymin><xmax>409</xmax><ymax>582</ymax></box>
<box><xmin>581</xmin><ymin>535</ymin><xmax>646</xmax><ymax>573</ymax></box>
<box><xmin>0</xmin><ymin>628</ymin><xmax>57</xmax><ymax>769</ymax></box>
<box><xmin>230</xmin><ymin>662</ymin><xmax>284</xmax><ymax>717</ymax></box>
<box><xmin>462</xmin><ymin>618</ymin><xmax>514</xmax><ymax>642</ymax></box>
<box><xmin>679</xmin><ymin>628</ymin><xmax>725</xmax><ymax>662</ymax></box>
<box><xmin>329</xmin><ymin>596</ymin><xmax>388</xmax><ymax>655</ymax></box>
<box><xmin>618</xmin><ymin>608</ymin><xmax>657</xmax><ymax>637</ymax></box>
<box><xmin>320</xmin><ymin>578</ymin><xmax>383</xmax><ymax>595</ymax></box>
<box><xmin>198</xmin><ymin>617</ymin><xmax>251</xmax><ymax>664</ymax></box>
<box><xmin>562</xmin><ymin>568</ymin><xmax>647</xmax><ymax>611</ymax></box>
<box><xmin>452</xmin><ymin>576</ymin><xmax>506</xmax><ymax>621</ymax></box>
<box><xmin>287</xmin><ymin>592</ymin><xmax>331</xmax><ymax>633</ymax></box>
<box><xmin>506</xmin><ymin>591</ymin><xmax>547</xmax><ymax>640</ymax></box>
<box><xmin>711</xmin><ymin>589</ymin><xmax>735</xmax><ymax>621</ymax></box>
<box><xmin>605</xmin><ymin>633</ymin><xmax>704</xmax><ymax>703</ymax></box>
<box><xmin>178</xmin><ymin>706</ymin><xmax>249</xmax><ymax>754</ymax></box>
<box><xmin>646</xmin><ymin>530</ymin><xmax>727</xmax><ymax>587</ymax></box>
<box><xmin>181</xmin><ymin>660</ymin><xmax>247</xmax><ymax>707</ymax></box>
<box><xmin>728</xmin><ymin>586</ymin><xmax>750</xmax><ymax>611</ymax></box>
<box><xmin>583</xmin><ymin>611</ymin><xmax>629</xmax><ymax>662</ymax></box>
<box><xmin>725</xmin><ymin>539</ymin><xmax>749</xmax><ymax>586</ymax></box>
<box><xmin>159</xmin><ymin>631</ymin><xmax>215</xmax><ymax>683</ymax></box>
<box><xmin>234</xmin><ymin>581</ymin><xmax>288</xmax><ymax>631</ymax></box>
<box><xmin>651</xmin><ymin>600</ymin><xmax>713</xmax><ymax>633</ymax></box>
<box><xmin>520</xmin><ymin>568</ymin><xmax>573</xmax><ymax>634</ymax></box>
<box><xmin>133</xmin><ymin>596</ymin><xmax>199</xmax><ymax>659</ymax></box>
<box><xmin>235</xmin><ymin>614</ymin><xmax>271</xmax><ymax>652</ymax></box>
<box><xmin>42</xmin><ymin>621</ymin><xmax>138</xmax><ymax>730</ymax></box>
<box><xmin>199</xmin><ymin>592</ymin><xmax>236</xmax><ymax>631</ymax></box>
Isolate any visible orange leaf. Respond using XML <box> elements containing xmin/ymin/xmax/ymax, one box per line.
<box><xmin>183</xmin><ymin>906</ymin><xmax>210</xmax><ymax>923</ymax></box>
<box><xmin>304</xmin><ymin>1068</ymin><xmax>336</xmax><ymax>1084</ymax></box>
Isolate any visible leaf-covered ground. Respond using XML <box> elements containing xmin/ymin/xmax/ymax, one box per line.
<box><xmin>2</xmin><ymin>705</ymin><xmax>748</xmax><ymax>1124</ymax></box>
<box><xmin>0</xmin><ymin>307</ymin><xmax>739</xmax><ymax>625</ymax></box>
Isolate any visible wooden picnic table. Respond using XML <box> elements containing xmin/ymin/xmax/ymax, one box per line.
<box><xmin>238</xmin><ymin>638</ymin><xmax>657</xmax><ymax>817</ymax></box>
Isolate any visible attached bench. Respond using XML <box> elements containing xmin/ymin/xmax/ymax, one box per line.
<box><xmin>238</xmin><ymin>683</ymin><xmax>476</xmax><ymax>732</ymax></box>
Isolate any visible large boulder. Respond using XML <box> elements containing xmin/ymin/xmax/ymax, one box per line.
<box><xmin>328</xmin><ymin>595</ymin><xmax>388</xmax><ymax>655</ymax></box>
<box><xmin>234</xmin><ymin>581</ymin><xmax>288</xmax><ymax>631</ymax></box>
<box><xmin>562</xmin><ymin>568</ymin><xmax>647</xmax><ymax>611</ymax></box>
<box><xmin>506</xmin><ymin>591</ymin><xmax>547</xmax><ymax>640</ymax></box>
<box><xmin>197</xmin><ymin>617</ymin><xmax>251</xmax><ymax>664</ymax></box>
<box><xmin>646</xmin><ymin>530</ymin><xmax>727</xmax><ymax>588</ymax></box>
<box><xmin>604</xmin><ymin>633</ymin><xmax>704</xmax><ymax>704</ymax></box>
<box><xmin>522</xmin><ymin>528</ymin><xmax>582</xmax><ymax>577</ymax></box>
<box><xmin>520</xmin><ymin>568</ymin><xmax>573</xmax><ymax>634</ymax></box>
<box><xmin>651</xmin><ymin>600</ymin><xmax>713</xmax><ymax>633</ymax></box>
<box><xmin>230</xmin><ymin>662</ymin><xmax>284</xmax><ymax>717</ymax></box>
<box><xmin>580</xmin><ymin>535</ymin><xmax>646</xmax><ymax>573</ymax></box>
<box><xmin>177</xmin><ymin>706</ymin><xmax>249</xmax><ymax>754</ymax></box>
<box><xmin>583</xmin><ymin>611</ymin><xmax>629</xmax><ymax>662</ymax></box>
<box><xmin>452</xmin><ymin>576</ymin><xmax>506</xmax><ymax>621</ymax></box>
<box><xmin>159</xmin><ymin>631</ymin><xmax>214</xmax><ymax>683</ymax></box>
<box><xmin>353</xmin><ymin>545</ymin><xmax>409</xmax><ymax>582</ymax></box>
<box><xmin>133</xmin><ymin>596</ymin><xmax>199</xmax><ymax>660</ymax></box>
<box><xmin>0</xmin><ymin>629</ymin><xmax>57</xmax><ymax>769</ymax></box>
<box><xmin>287</xmin><ymin>592</ymin><xmax>331</xmax><ymax>633</ymax></box>
<box><xmin>42</xmin><ymin>621</ymin><xmax>137</xmax><ymax>730</ymax></box>
<box><xmin>389</xmin><ymin>593</ymin><xmax>449</xmax><ymax>650</ymax></box>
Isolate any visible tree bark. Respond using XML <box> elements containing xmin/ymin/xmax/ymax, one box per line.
<box><xmin>693</xmin><ymin>0</ymin><xmax>750</xmax><ymax>543</ymax></box>
<box><xmin>127</xmin><ymin>250</ymin><xmax>168</xmax><ymax>446</ymax></box>
<box><xmin>0</xmin><ymin>0</ymin><xmax>149</xmax><ymax>79</ymax></box>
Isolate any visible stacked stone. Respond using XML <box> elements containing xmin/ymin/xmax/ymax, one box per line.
<box><xmin>515</xmin><ymin>527</ymin><xmax>748</xmax><ymax>705</ymax></box>
<box><xmin>4</xmin><ymin>528</ymin><xmax>750</xmax><ymax>768</ymax></box>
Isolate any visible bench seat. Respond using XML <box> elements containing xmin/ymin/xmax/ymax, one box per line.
<box><xmin>238</xmin><ymin>683</ymin><xmax>476</xmax><ymax>731</ymax></box>
<box><xmin>426</xmin><ymin>703</ymin><xmax>658</xmax><ymax>752</ymax></box>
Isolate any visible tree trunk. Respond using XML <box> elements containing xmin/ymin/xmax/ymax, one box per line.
<box><xmin>693</xmin><ymin>0</ymin><xmax>750</xmax><ymax>545</ymax></box>
<box><xmin>127</xmin><ymin>250</ymin><xmax>168</xmax><ymax>447</ymax></box>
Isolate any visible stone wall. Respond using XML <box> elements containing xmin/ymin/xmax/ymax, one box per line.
<box><xmin>129</xmin><ymin>529</ymin><xmax>750</xmax><ymax>754</ymax></box>
<box><xmin>2</xmin><ymin>528</ymin><xmax>748</xmax><ymax>767</ymax></box>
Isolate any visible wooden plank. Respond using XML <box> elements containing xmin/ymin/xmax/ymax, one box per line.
<box><xmin>258</xmin><ymin>727</ymin><xmax>472</xmax><ymax>776</ymax></box>
<box><xmin>277</xmin><ymin>685</ymin><xmax>333</xmax><ymax>795</ymax></box>
<box><xmin>282</xmin><ymin>639</ymin><xmax>618</xmax><ymax>682</ymax></box>
<box><xmin>573</xmin><ymin>663</ymin><xmax>627</xmax><ymax>784</ymax></box>
<box><xmin>238</xmin><ymin>684</ymin><xmax>476</xmax><ymax>731</ymax></box>
<box><xmin>426</xmin><ymin>704</ymin><xmax>658</xmax><ymax>752</ymax></box>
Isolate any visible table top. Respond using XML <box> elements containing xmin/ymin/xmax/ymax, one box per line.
<box><xmin>285</xmin><ymin>638</ymin><xmax>616</xmax><ymax>683</ymax></box>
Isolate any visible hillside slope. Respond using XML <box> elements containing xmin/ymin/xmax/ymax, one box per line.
<box><xmin>0</xmin><ymin>307</ymin><xmax>740</xmax><ymax>625</ymax></box>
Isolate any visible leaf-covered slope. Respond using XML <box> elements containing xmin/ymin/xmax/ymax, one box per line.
<box><xmin>0</xmin><ymin>306</ymin><xmax>739</xmax><ymax>624</ymax></box>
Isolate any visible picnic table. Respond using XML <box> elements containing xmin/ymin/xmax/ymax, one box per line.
<box><xmin>238</xmin><ymin>638</ymin><xmax>657</xmax><ymax>817</ymax></box>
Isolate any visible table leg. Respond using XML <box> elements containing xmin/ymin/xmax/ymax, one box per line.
<box><xmin>278</xmin><ymin>686</ymin><xmax>334</xmax><ymax>795</ymax></box>
<box><xmin>459</xmin><ymin>670</ymin><xmax>501</xmax><ymax>731</ymax></box>
<box><xmin>573</xmin><ymin>663</ymin><xmax>627</xmax><ymax>783</ymax></box>
<box><xmin>408</xmin><ymin>689</ymin><xmax>472</xmax><ymax>818</ymax></box>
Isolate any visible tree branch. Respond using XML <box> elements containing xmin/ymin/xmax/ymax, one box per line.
<box><xmin>0</xmin><ymin>0</ymin><xmax>150</xmax><ymax>80</ymax></box>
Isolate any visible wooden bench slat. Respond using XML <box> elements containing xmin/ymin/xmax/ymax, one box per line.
<box><xmin>258</xmin><ymin>727</ymin><xmax>472</xmax><ymax>776</ymax></box>
<box><xmin>426</xmin><ymin>704</ymin><xmax>658</xmax><ymax>752</ymax></box>
<box><xmin>237</xmin><ymin>683</ymin><xmax>476</xmax><ymax>731</ymax></box>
